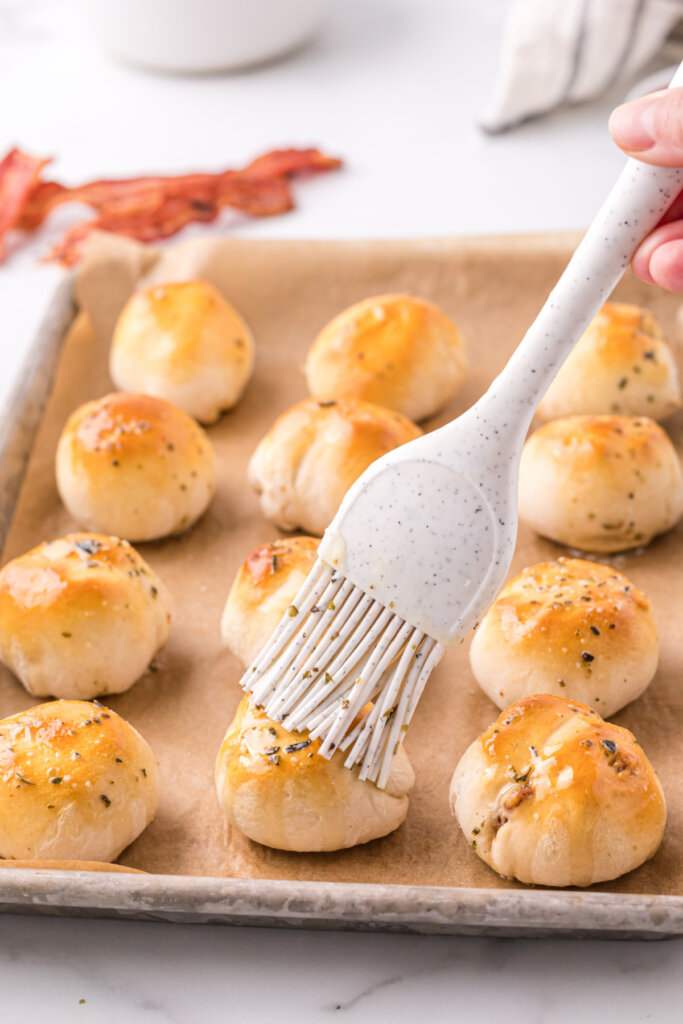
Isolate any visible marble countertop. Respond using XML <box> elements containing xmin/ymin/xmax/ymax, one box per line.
<box><xmin>0</xmin><ymin>1</ymin><xmax>681</xmax><ymax>1020</ymax></box>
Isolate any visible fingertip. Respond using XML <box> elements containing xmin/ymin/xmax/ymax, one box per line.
<box><xmin>648</xmin><ymin>239</ymin><xmax>683</xmax><ymax>293</ymax></box>
<box><xmin>631</xmin><ymin>241</ymin><xmax>656</xmax><ymax>285</ymax></box>
<box><xmin>608</xmin><ymin>99</ymin><xmax>655</xmax><ymax>153</ymax></box>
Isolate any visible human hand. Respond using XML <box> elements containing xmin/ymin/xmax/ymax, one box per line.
<box><xmin>610</xmin><ymin>89</ymin><xmax>683</xmax><ymax>292</ymax></box>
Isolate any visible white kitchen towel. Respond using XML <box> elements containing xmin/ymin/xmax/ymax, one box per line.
<box><xmin>482</xmin><ymin>0</ymin><xmax>683</xmax><ymax>132</ymax></box>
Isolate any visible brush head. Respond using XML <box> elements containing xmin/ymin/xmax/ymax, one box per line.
<box><xmin>241</xmin><ymin>559</ymin><xmax>443</xmax><ymax>788</ymax></box>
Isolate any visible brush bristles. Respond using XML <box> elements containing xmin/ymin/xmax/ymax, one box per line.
<box><xmin>240</xmin><ymin>559</ymin><xmax>444</xmax><ymax>788</ymax></box>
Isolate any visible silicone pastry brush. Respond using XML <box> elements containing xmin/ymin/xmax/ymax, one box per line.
<box><xmin>242</xmin><ymin>63</ymin><xmax>683</xmax><ymax>789</ymax></box>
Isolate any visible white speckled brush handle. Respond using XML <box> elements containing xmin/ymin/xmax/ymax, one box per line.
<box><xmin>317</xmin><ymin>60</ymin><xmax>683</xmax><ymax>649</ymax></box>
<box><xmin>483</xmin><ymin>59</ymin><xmax>683</xmax><ymax>432</ymax></box>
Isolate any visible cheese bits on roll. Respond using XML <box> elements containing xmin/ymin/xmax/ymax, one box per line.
<box><xmin>221</xmin><ymin>536</ymin><xmax>318</xmax><ymax>667</ymax></box>
<box><xmin>248</xmin><ymin>398</ymin><xmax>422</xmax><ymax>535</ymax></box>
<box><xmin>538</xmin><ymin>302</ymin><xmax>681</xmax><ymax>421</ymax></box>
<box><xmin>215</xmin><ymin>697</ymin><xmax>414</xmax><ymax>851</ymax></box>
<box><xmin>450</xmin><ymin>694</ymin><xmax>666</xmax><ymax>887</ymax></box>
<box><xmin>305</xmin><ymin>294</ymin><xmax>467</xmax><ymax>421</ymax></box>
<box><xmin>0</xmin><ymin>700</ymin><xmax>159</xmax><ymax>862</ymax></box>
<box><xmin>56</xmin><ymin>393</ymin><xmax>215</xmax><ymax>541</ymax></box>
<box><xmin>110</xmin><ymin>279</ymin><xmax>255</xmax><ymax>425</ymax></box>
<box><xmin>470</xmin><ymin>558</ymin><xmax>658</xmax><ymax>717</ymax></box>
<box><xmin>519</xmin><ymin>415</ymin><xmax>683</xmax><ymax>552</ymax></box>
<box><xmin>0</xmin><ymin>534</ymin><xmax>172</xmax><ymax>700</ymax></box>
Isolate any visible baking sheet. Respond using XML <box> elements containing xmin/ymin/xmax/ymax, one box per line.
<box><xmin>0</xmin><ymin>231</ymin><xmax>681</xmax><ymax>934</ymax></box>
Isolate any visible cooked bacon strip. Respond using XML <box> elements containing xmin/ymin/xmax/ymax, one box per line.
<box><xmin>1</xmin><ymin>147</ymin><xmax>342</xmax><ymax>265</ymax></box>
<box><xmin>0</xmin><ymin>149</ymin><xmax>50</xmax><ymax>258</ymax></box>
<box><xmin>47</xmin><ymin>181</ymin><xmax>297</xmax><ymax>266</ymax></box>
<box><xmin>15</xmin><ymin>180</ymin><xmax>67</xmax><ymax>230</ymax></box>
<box><xmin>241</xmin><ymin>147</ymin><xmax>343</xmax><ymax>180</ymax></box>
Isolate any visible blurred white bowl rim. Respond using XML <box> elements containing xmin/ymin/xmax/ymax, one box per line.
<box><xmin>79</xmin><ymin>0</ymin><xmax>331</xmax><ymax>73</ymax></box>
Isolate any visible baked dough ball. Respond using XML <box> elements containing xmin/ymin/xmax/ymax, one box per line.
<box><xmin>56</xmin><ymin>392</ymin><xmax>215</xmax><ymax>542</ymax></box>
<box><xmin>215</xmin><ymin>697</ymin><xmax>414</xmax><ymax>851</ymax></box>
<box><xmin>0</xmin><ymin>534</ymin><xmax>172</xmax><ymax>699</ymax></box>
<box><xmin>221</xmin><ymin>536</ymin><xmax>318</xmax><ymax>667</ymax></box>
<box><xmin>519</xmin><ymin>415</ymin><xmax>683</xmax><ymax>552</ymax></box>
<box><xmin>538</xmin><ymin>302</ymin><xmax>681</xmax><ymax>422</ymax></box>
<box><xmin>470</xmin><ymin>558</ymin><xmax>658</xmax><ymax>717</ymax></box>
<box><xmin>0</xmin><ymin>700</ymin><xmax>159</xmax><ymax>862</ymax></box>
<box><xmin>305</xmin><ymin>294</ymin><xmax>467</xmax><ymax>421</ymax></box>
<box><xmin>248</xmin><ymin>398</ymin><xmax>422</xmax><ymax>535</ymax></box>
<box><xmin>450</xmin><ymin>694</ymin><xmax>666</xmax><ymax>887</ymax></box>
<box><xmin>110</xmin><ymin>279</ymin><xmax>255</xmax><ymax>425</ymax></box>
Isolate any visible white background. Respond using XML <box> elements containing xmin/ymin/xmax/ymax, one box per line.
<box><xmin>0</xmin><ymin>0</ymin><xmax>681</xmax><ymax>1020</ymax></box>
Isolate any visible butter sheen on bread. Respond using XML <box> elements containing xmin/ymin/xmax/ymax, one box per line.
<box><xmin>450</xmin><ymin>694</ymin><xmax>666</xmax><ymax>887</ymax></box>
<box><xmin>305</xmin><ymin>293</ymin><xmax>467</xmax><ymax>421</ymax></box>
<box><xmin>215</xmin><ymin>697</ymin><xmax>414</xmax><ymax>851</ymax></box>
<box><xmin>538</xmin><ymin>302</ymin><xmax>681</xmax><ymax>421</ymax></box>
<box><xmin>110</xmin><ymin>279</ymin><xmax>254</xmax><ymax>425</ymax></box>
<box><xmin>0</xmin><ymin>700</ymin><xmax>159</xmax><ymax>862</ymax></box>
<box><xmin>248</xmin><ymin>397</ymin><xmax>422</xmax><ymax>536</ymax></box>
<box><xmin>221</xmin><ymin>536</ymin><xmax>318</xmax><ymax>667</ymax></box>
<box><xmin>470</xmin><ymin>558</ymin><xmax>658</xmax><ymax>716</ymax></box>
<box><xmin>0</xmin><ymin>533</ymin><xmax>172</xmax><ymax>700</ymax></box>
<box><xmin>56</xmin><ymin>392</ymin><xmax>215</xmax><ymax>542</ymax></box>
<box><xmin>519</xmin><ymin>415</ymin><xmax>683</xmax><ymax>552</ymax></box>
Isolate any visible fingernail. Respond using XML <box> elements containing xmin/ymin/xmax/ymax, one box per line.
<box><xmin>609</xmin><ymin>99</ymin><xmax>656</xmax><ymax>152</ymax></box>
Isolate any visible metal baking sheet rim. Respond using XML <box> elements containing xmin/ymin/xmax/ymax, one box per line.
<box><xmin>0</xmin><ymin>262</ymin><xmax>680</xmax><ymax>940</ymax></box>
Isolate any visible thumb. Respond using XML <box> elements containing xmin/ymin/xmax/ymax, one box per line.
<box><xmin>609</xmin><ymin>88</ymin><xmax>683</xmax><ymax>167</ymax></box>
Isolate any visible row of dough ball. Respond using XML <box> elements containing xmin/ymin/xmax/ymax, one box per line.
<box><xmin>213</xmin><ymin>689</ymin><xmax>666</xmax><ymax>887</ymax></box>
<box><xmin>306</xmin><ymin>297</ymin><xmax>682</xmax><ymax>423</ymax></box>
<box><xmin>0</xmin><ymin>686</ymin><xmax>663</xmax><ymax>888</ymax></box>
<box><xmin>110</xmin><ymin>284</ymin><xmax>469</xmax><ymax>426</ymax></box>
<box><xmin>222</xmin><ymin>539</ymin><xmax>659</xmax><ymax>721</ymax></box>
<box><xmin>250</xmin><ymin>302</ymin><xmax>683</xmax><ymax>546</ymax></box>
<box><xmin>212</xmin><ymin>680</ymin><xmax>667</xmax><ymax>886</ymax></box>
<box><xmin>56</xmin><ymin>400</ymin><xmax>683</xmax><ymax>556</ymax></box>
<box><xmin>111</xmin><ymin>285</ymin><xmax>682</xmax><ymax>428</ymax></box>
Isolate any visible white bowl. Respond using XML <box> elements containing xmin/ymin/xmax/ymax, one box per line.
<box><xmin>79</xmin><ymin>0</ymin><xmax>330</xmax><ymax>74</ymax></box>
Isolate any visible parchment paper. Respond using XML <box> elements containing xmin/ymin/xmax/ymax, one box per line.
<box><xmin>1</xmin><ymin>230</ymin><xmax>681</xmax><ymax>895</ymax></box>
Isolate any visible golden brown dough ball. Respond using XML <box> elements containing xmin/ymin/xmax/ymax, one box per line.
<box><xmin>450</xmin><ymin>694</ymin><xmax>666</xmax><ymax>887</ymax></box>
<box><xmin>0</xmin><ymin>534</ymin><xmax>172</xmax><ymax>700</ymax></box>
<box><xmin>0</xmin><ymin>700</ymin><xmax>159</xmax><ymax>862</ymax></box>
<box><xmin>470</xmin><ymin>558</ymin><xmax>658</xmax><ymax>717</ymax></box>
<box><xmin>221</xmin><ymin>536</ymin><xmax>318</xmax><ymax>667</ymax></box>
<box><xmin>538</xmin><ymin>302</ymin><xmax>681</xmax><ymax>421</ymax></box>
<box><xmin>110</xmin><ymin>279</ymin><xmax>255</xmax><ymax>425</ymax></box>
<box><xmin>518</xmin><ymin>415</ymin><xmax>683</xmax><ymax>552</ymax></box>
<box><xmin>305</xmin><ymin>293</ymin><xmax>467</xmax><ymax>421</ymax></box>
<box><xmin>248</xmin><ymin>397</ymin><xmax>422</xmax><ymax>536</ymax></box>
<box><xmin>56</xmin><ymin>392</ymin><xmax>215</xmax><ymax>542</ymax></box>
<box><xmin>215</xmin><ymin>697</ymin><xmax>414</xmax><ymax>851</ymax></box>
